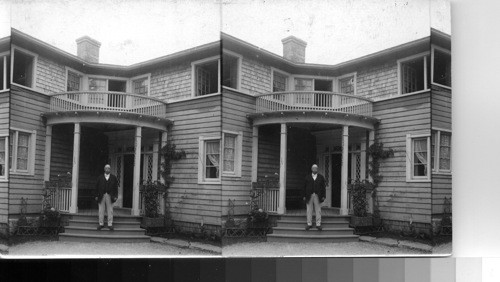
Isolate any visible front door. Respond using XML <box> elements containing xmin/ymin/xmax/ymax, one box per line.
<box><xmin>122</xmin><ymin>154</ymin><xmax>134</xmax><ymax>208</ymax></box>
<box><xmin>331</xmin><ymin>154</ymin><xmax>342</xmax><ymax>208</ymax></box>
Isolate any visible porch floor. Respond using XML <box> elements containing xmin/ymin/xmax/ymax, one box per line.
<box><xmin>67</xmin><ymin>207</ymin><xmax>133</xmax><ymax>217</ymax></box>
<box><xmin>285</xmin><ymin>208</ymin><xmax>341</xmax><ymax>216</ymax></box>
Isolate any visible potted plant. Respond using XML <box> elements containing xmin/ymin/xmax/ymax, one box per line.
<box><xmin>348</xmin><ymin>179</ymin><xmax>374</xmax><ymax>227</ymax></box>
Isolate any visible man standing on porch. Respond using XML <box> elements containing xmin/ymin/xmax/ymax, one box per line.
<box><xmin>303</xmin><ymin>164</ymin><xmax>326</xmax><ymax>231</ymax></box>
<box><xmin>95</xmin><ymin>164</ymin><xmax>118</xmax><ymax>231</ymax></box>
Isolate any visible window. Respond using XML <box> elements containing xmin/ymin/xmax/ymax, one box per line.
<box><xmin>406</xmin><ymin>134</ymin><xmax>431</xmax><ymax>181</ymax></box>
<box><xmin>193</xmin><ymin>59</ymin><xmax>219</xmax><ymax>96</ymax></box>
<box><xmin>67</xmin><ymin>71</ymin><xmax>82</xmax><ymax>92</ymax></box>
<box><xmin>198</xmin><ymin>137</ymin><xmax>221</xmax><ymax>183</ymax></box>
<box><xmin>222</xmin><ymin>53</ymin><xmax>240</xmax><ymax>89</ymax></box>
<box><xmin>222</xmin><ymin>131</ymin><xmax>242</xmax><ymax>177</ymax></box>
<box><xmin>0</xmin><ymin>136</ymin><xmax>7</xmax><ymax>178</ymax></box>
<box><xmin>273</xmin><ymin>71</ymin><xmax>288</xmax><ymax>92</ymax></box>
<box><xmin>12</xmin><ymin>49</ymin><xmax>36</xmax><ymax>88</ymax></box>
<box><xmin>9</xmin><ymin>129</ymin><xmax>36</xmax><ymax>175</ymax></box>
<box><xmin>0</xmin><ymin>54</ymin><xmax>10</xmax><ymax>91</ymax></box>
<box><xmin>294</xmin><ymin>78</ymin><xmax>313</xmax><ymax>91</ymax></box>
<box><xmin>432</xmin><ymin>130</ymin><xmax>451</xmax><ymax>172</ymax></box>
<box><xmin>398</xmin><ymin>53</ymin><xmax>429</xmax><ymax>95</ymax></box>
<box><xmin>338</xmin><ymin>76</ymin><xmax>355</xmax><ymax>95</ymax></box>
<box><xmin>432</xmin><ymin>46</ymin><xmax>451</xmax><ymax>88</ymax></box>
<box><xmin>88</xmin><ymin>78</ymin><xmax>106</xmax><ymax>91</ymax></box>
<box><xmin>132</xmin><ymin>77</ymin><xmax>149</xmax><ymax>96</ymax></box>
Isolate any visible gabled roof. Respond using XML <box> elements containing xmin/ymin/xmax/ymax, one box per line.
<box><xmin>11</xmin><ymin>28</ymin><xmax>220</xmax><ymax>77</ymax></box>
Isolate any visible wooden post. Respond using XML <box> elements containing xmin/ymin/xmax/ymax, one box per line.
<box><xmin>70</xmin><ymin>123</ymin><xmax>81</xmax><ymax>214</ymax></box>
<box><xmin>251</xmin><ymin>126</ymin><xmax>259</xmax><ymax>183</ymax></box>
<box><xmin>132</xmin><ymin>126</ymin><xmax>142</xmax><ymax>216</ymax></box>
<box><xmin>44</xmin><ymin>125</ymin><xmax>52</xmax><ymax>182</ymax></box>
<box><xmin>278</xmin><ymin>124</ymin><xmax>287</xmax><ymax>215</ymax></box>
<box><xmin>340</xmin><ymin>125</ymin><xmax>349</xmax><ymax>215</ymax></box>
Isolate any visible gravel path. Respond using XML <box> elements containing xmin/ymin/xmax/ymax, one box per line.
<box><xmin>222</xmin><ymin>241</ymin><xmax>426</xmax><ymax>257</ymax></box>
<box><xmin>6</xmin><ymin>241</ymin><xmax>216</xmax><ymax>257</ymax></box>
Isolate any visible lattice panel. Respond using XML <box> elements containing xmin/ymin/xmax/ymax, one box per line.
<box><xmin>324</xmin><ymin>155</ymin><xmax>330</xmax><ymax>184</ymax></box>
<box><xmin>146</xmin><ymin>154</ymin><xmax>153</xmax><ymax>182</ymax></box>
<box><xmin>355</xmin><ymin>153</ymin><xmax>361</xmax><ymax>180</ymax></box>
<box><xmin>116</xmin><ymin>155</ymin><xmax>122</xmax><ymax>187</ymax></box>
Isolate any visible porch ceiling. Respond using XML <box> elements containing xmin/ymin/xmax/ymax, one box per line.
<box><xmin>248</xmin><ymin>111</ymin><xmax>379</xmax><ymax>130</ymax></box>
<box><xmin>42</xmin><ymin>111</ymin><xmax>172</xmax><ymax>132</ymax></box>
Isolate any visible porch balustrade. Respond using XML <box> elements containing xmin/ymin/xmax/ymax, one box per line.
<box><xmin>49</xmin><ymin>187</ymin><xmax>72</xmax><ymax>213</ymax></box>
<box><xmin>49</xmin><ymin>91</ymin><xmax>167</xmax><ymax>117</ymax></box>
<box><xmin>253</xmin><ymin>187</ymin><xmax>280</xmax><ymax>214</ymax></box>
<box><xmin>256</xmin><ymin>91</ymin><xmax>373</xmax><ymax>117</ymax></box>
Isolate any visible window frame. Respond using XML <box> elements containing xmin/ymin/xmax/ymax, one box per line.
<box><xmin>271</xmin><ymin>68</ymin><xmax>291</xmax><ymax>92</ymax></box>
<box><xmin>0</xmin><ymin>51</ymin><xmax>10</xmax><ymax>92</ymax></box>
<box><xmin>397</xmin><ymin>52</ymin><xmax>430</xmax><ymax>96</ymax></box>
<box><xmin>337</xmin><ymin>72</ymin><xmax>357</xmax><ymax>95</ymax></box>
<box><xmin>129</xmin><ymin>73</ymin><xmax>151</xmax><ymax>96</ymax></box>
<box><xmin>431</xmin><ymin>45</ymin><xmax>452</xmax><ymax>90</ymax></box>
<box><xmin>198</xmin><ymin>135</ymin><xmax>222</xmax><ymax>184</ymax></box>
<box><xmin>65</xmin><ymin>67</ymin><xmax>84</xmax><ymax>92</ymax></box>
<box><xmin>0</xmin><ymin>134</ymin><xmax>9</xmax><ymax>181</ymax></box>
<box><xmin>221</xmin><ymin>50</ymin><xmax>242</xmax><ymax>91</ymax></box>
<box><xmin>10</xmin><ymin>46</ymin><xmax>38</xmax><ymax>91</ymax></box>
<box><xmin>9</xmin><ymin>128</ymin><xmax>36</xmax><ymax>176</ymax></box>
<box><xmin>406</xmin><ymin>133</ymin><xmax>431</xmax><ymax>182</ymax></box>
<box><xmin>432</xmin><ymin>128</ymin><xmax>452</xmax><ymax>174</ymax></box>
<box><xmin>191</xmin><ymin>55</ymin><xmax>221</xmax><ymax>98</ymax></box>
<box><xmin>222</xmin><ymin>130</ymin><xmax>243</xmax><ymax>177</ymax></box>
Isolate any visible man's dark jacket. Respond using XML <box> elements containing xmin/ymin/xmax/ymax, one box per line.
<box><xmin>304</xmin><ymin>173</ymin><xmax>326</xmax><ymax>203</ymax></box>
<box><xmin>95</xmin><ymin>173</ymin><xmax>118</xmax><ymax>202</ymax></box>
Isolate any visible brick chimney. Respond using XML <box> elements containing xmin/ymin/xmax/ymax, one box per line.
<box><xmin>281</xmin><ymin>36</ymin><xmax>307</xmax><ymax>64</ymax></box>
<box><xmin>76</xmin><ymin>36</ymin><xmax>101</xmax><ymax>63</ymax></box>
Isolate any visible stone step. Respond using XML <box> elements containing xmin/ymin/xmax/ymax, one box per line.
<box><xmin>66</xmin><ymin>214</ymin><xmax>142</xmax><ymax>223</ymax></box>
<box><xmin>68</xmin><ymin>219</ymin><xmax>141</xmax><ymax>229</ymax></box>
<box><xmin>277</xmin><ymin>214</ymin><xmax>351</xmax><ymax>223</ymax></box>
<box><xmin>275</xmin><ymin>220</ymin><xmax>350</xmax><ymax>229</ymax></box>
<box><xmin>272</xmin><ymin>227</ymin><xmax>354</xmax><ymax>236</ymax></box>
<box><xmin>63</xmin><ymin>226</ymin><xmax>146</xmax><ymax>236</ymax></box>
<box><xmin>59</xmin><ymin>233</ymin><xmax>150</xmax><ymax>243</ymax></box>
<box><xmin>266</xmin><ymin>234</ymin><xmax>359</xmax><ymax>243</ymax></box>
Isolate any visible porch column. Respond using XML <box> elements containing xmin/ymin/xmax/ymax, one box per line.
<box><xmin>251</xmin><ymin>126</ymin><xmax>259</xmax><ymax>183</ymax></box>
<box><xmin>278</xmin><ymin>124</ymin><xmax>287</xmax><ymax>214</ymax></box>
<box><xmin>340</xmin><ymin>125</ymin><xmax>349</xmax><ymax>215</ymax></box>
<box><xmin>160</xmin><ymin>131</ymin><xmax>168</xmax><ymax>184</ymax></box>
<box><xmin>70</xmin><ymin>123</ymin><xmax>81</xmax><ymax>214</ymax></box>
<box><xmin>43</xmin><ymin>125</ymin><xmax>52</xmax><ymax>182</ymax></box>
<box><xmin>132</xmin><ymin>126</ymin><xmax>142</xmax><ymax>216</ymax></box>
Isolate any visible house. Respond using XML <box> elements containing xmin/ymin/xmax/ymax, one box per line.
<box><xmin>220</xmin><ymin>29</ymin><xmax>451</xmax><ymax>237</ymax></box>
<box><xmin>2</xmin><ymin>29</ymin><xmax>223</xmax><ymax>237</ymax></box>
<box><xmin>0</xmin><ymin>28</ymin><xmax>451</xmax><ymax>241</ymax></box>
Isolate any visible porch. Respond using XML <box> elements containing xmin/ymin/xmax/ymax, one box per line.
<box><xmin>248</xmin><ymin>91</ymin><xmax>378</xmax><ymax>216</ymax></box>
<box><xmin>42</xmin><ymin>91</ymin><xmax>171</xmax><ymax>216</ymax></box>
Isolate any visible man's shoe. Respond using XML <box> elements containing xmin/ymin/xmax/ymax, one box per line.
<box><xmin>108</xmin><ymin>226</ymin><xmax>114</xmax><ymax>231</ymax></box>
<box><xmin>305</xmin><ymin>225</ymin><xmax>312</xmax><ymax>231</ymax></box>
<box><xmin>97</xmin><ymin>225</ymin><xmax>104</xmax><ymax>231</ymax></box>
<box><xmin>316</xmin><ymin>225</ymin><xmax>322</xmax><ymax>231</ymax></box>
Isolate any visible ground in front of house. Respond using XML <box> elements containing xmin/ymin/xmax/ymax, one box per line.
<box><xmin>5</xmin><ymin>240</ymin><xmax>217</xmax><ymax>257</ymax></box>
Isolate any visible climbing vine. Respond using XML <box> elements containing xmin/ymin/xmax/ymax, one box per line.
<box><xmin>367</xmin><ymin>142</ymin><xmax>394</xmax><ymax>218</ymax></box>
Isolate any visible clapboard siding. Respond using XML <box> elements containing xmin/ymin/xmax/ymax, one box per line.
<box><xmin>431</xmin><ymin>84</ymin><xmax>452</xmax><ymax>215</ymax></box>
<box><xmin>9</xmin><ymin>85</ymin><xmax>50</xmax><ymax>214</ymax></box>
<box><xmin>372</xmin><ymin>92</ymin><xmax>432</xmax><ymax>225</ymax></box>
<box><xmin>221</xmin><ymin>89</ymin><xmax>255</xmax><ymax>216</ymax></box>
<box><xmin>0</xmin><ymin>91</ymin><xmax>9</xmax><ymax>223</ymax></box>
<box><xmin>164</xmin><ymin>94</ymin><xmax>222</xmax><ymax>226</ymax></box>
<box><xmin>240</xmin><ymin>57</ymin><xmax>272</xmax><ymax>96</ymax></box>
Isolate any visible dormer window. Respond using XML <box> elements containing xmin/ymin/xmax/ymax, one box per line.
<box><xmin>12</xmin><ymin>49</ymin><xmax>36</xmax><ymax>88</ymax></box>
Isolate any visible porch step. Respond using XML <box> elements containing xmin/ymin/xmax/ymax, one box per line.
<box><xmin>272</xmin><ymin>227</ymin><xmax>355</xmax><ymax>236</ymax></box>
<box><xmin>276</xmin><ymin>221</ymin><xmax>350</xmax><ymax>229</ymax></box>
<box><xmin>277</xmin><ymin>214</ymin><xmax>351</xmax><ymax>223</ymax></box>
<box><xmin>267</xmin><ymin>234</ymin><xmax>359</xmax><ymax>243</ymax></box>
<box><xmin>59</xmin><ymin>233</ymin><xmax>150</xmax><ymax>243</ymax></box>
<box><xmin>59</xmin><ymin>214</ymin><xmax>150</xmax><ymax>243</ymax></box>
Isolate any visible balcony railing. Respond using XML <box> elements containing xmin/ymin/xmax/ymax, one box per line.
<box><xmin>49</xmin><ymin>91</ymin><xmax>167</xmax><ymax>117</ymax></box>
<box><xmin>256</xmin><ymin>91</ymin><xmax>373</xmax><ymax>117</ymax></box>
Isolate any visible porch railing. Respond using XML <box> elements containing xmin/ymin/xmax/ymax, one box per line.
<box><xmin>253</xmin><ymin>187</ymin><xmax>280</xmax><ymax>213</ymax></box>
<box><xmin>256</xmin><ymin>91</ymin><xmax>373</xmax><ymax>117</ymax></box>
<box><xmin>49</xmin><ymin>187</ymin><xmax>72</xmax><ymax>213</ymax></box>
<box><xmin>49</xmin><ymin>91</ymin><xmax>167</xmax><ymax>118</ymax></box>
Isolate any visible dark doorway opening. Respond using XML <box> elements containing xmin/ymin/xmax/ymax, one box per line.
<box><xmin>123</xmin><ymin>155</ymin><xmax>134</xmax><ymax>208</ymax></box>
<box><xmin>331</xmin><ymin>154</ymin><xmax>342</xmax><ymax>208</ymax></box>
<box><xmin>314</xmin><ymin>79</ymin><xmax>333</xmax><ymax>107</ymax></box>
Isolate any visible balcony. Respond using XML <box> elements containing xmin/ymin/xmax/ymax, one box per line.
<box><xmin>44</xmin><ymin>91</ymin><xmax>170</xmax><ymax>131</ymax></box>
<box><xmin>250</xmin><ymin>91</ymin><xmax>376</xmax><ymax>129</ymax></box>
<box><xmin>49</xmin><ymin>91</ymin><xmax>167</xmax><ymax>117</ymax></box>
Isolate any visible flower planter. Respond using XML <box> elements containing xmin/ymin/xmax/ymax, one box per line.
<box><xmin>350</xmin><ymin>216</ymin><xmax>373</xmax><ymax>227</ymax></box>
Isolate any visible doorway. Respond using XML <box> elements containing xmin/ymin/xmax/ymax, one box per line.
<box><xmin>331</xmin><ymin>154</ymin><xmax>342</xmax><ymax>208</ymax></box>
<box><xmin>122</xmin><ymin>154</ymin><xmax>134</xmax><ymax>208</ymax></box>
